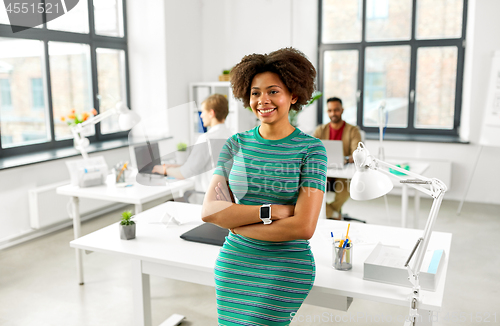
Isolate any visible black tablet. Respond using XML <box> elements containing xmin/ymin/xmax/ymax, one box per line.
<box><xmin>180</xmin><ymin>223</ymin><xmax>229</xmax><ymax>246</ymax></box>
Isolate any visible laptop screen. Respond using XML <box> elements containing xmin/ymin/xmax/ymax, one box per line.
<box><xmin>134</xmin><ymin>141</ymin><xmax>161</xmax><ymax>173</ymax></box>
<box><xmin>322</xmin><ymin>140</ymin><xmax>344</xmax><ymax>169</ymax></box>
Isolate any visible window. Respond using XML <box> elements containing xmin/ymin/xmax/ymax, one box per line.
<box><xmin>31</xmin><ymin>78</ymin><xmax>45</xmax><ymax>109</ymax></box>
<box><xmin>94</xmin><ymin>0</ymin><xmax>124</xmax><ymax>37</ymax></box>
<box><xmin>96</xmin><ymin>48</ymin><xmax>127</xmax><ymax>134</ymax></box>
<box><xmin>49</xmin><ymin>42</ymin><xmax>93</xmax><ymax>140</ymax></box>
<box><xmin>0</xmin><ymin>0</ymin><xmax>130</xmax><ymax>157</ymax></box>
<box><xmin>366</xmin><ymin>0</ymin><xmax>389</xmax><ymax>20</ymax></box>
<box><xmin>319</xmin><ymin>0</ymin><xmax>467</xmax><ymax>136</ymax></box>
<box><xmin>365</xmin><ymin>72</ymin><xmax>386</xmax><ymax>103</ymax></box>
<box><xmin>0</xmin><ymin>38</ymin><xmax>50</xmax><ymax>148</ymax></box>
<box><xmin>0</xmin><ymin>78</ymin><xmax>12</xmax><ymax>108</ymax></box>
<box><xmin>47</xmin><ymin>0</ymin><xmax>90</xmax><ymax>34</ymax></box>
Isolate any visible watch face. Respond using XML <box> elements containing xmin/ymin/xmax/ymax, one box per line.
<box><xmin>261</xmin><ymin>206</ymin><xmax>270</xmax><ymax>219</ymax></box>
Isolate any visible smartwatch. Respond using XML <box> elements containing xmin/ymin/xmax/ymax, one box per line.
<box><xmin>259</xmin><ymin>204</ymin><xmax>272</xmax><ymax>224</ymax></box>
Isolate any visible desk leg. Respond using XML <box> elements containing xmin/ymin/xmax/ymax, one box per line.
<box><xmin>132</xmin><ymin>259</ymin><xmax>152</xmax><ymax>326</ymax></box>
<box><xmin>135</xmin><ymin>204</ymin><xmax>143</xmax><ymax>214</ymax></box>
<box><xmin>402</xmin><ymin>184</ymin><xmax>408</xmax><ymax>228</ymax></box>
<box><xmin>414</xmin><ymin>189</ymin><xmax>421</xmax><ymax>229</ymax></box>
<box><xmin>71</xmin><ymin>196</ymin><xmax>84</xmax><ymax>285</ymax></box>
<box><xmin>417</xmin><ymin>309</ymin><xmax>433</xmax><ymax>325</ymax></box>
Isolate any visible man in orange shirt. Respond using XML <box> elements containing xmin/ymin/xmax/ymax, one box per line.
<box><xmin>313</xmin><ymin>97</ymin><xmax>361</xmax><ymax>219</ymax></box>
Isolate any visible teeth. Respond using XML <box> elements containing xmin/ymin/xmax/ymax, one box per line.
<box><xmin>259</xmin><ymin>108</ymin><xmax>275</xmax><ymax>114</ymax></box>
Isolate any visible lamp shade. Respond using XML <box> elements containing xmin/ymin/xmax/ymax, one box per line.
<box><xmin>350</xmin><ymin>167</ymin><xmax>394</xmax><ymax>200</ymax></box>
<box><xmin>118</xmin><ymin>110</ymin><xmax>141</xmax><ymax>130</ymax></box>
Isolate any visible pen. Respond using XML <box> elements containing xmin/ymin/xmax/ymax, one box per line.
<box><xmin>338</xmin><ymin>223</ymin><xmax>350</xmax><ymax>248</ymax></box>
<box><xmin>340</xmin><ymin>238</ymin><xmax>349</xmax><ymax>264</ymax></box>
<box><xmin>339</xmin><ymin>224</ymin><xmax>351</xmax><ymax>264</ymax></box>
<box><xmin>116</xmin><ymin>162</ymin><xmax>128</xmax><ymax>182</ymax></box>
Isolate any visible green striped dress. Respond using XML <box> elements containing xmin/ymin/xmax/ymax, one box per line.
<box><xmin>213</xmin><ymin>126</ymin><xmax>327</xmax><ymax>326</ymax></box>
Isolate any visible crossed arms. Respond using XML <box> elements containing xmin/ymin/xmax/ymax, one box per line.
<box><xmin>201</xmin><ymin>174</ymin><xmax>324</xmax><ymax>241</ymax></box>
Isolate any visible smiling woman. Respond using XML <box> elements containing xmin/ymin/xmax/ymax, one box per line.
<box><xmin>201</xmin><ymin>48</ymin><xmax>327</xmax><ymax>326</ymax></box>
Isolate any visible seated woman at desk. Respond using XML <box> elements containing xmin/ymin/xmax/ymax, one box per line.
<box><xmin>202</xmin><ymin>48</ymin><xmax>327</xmax><ymax>326</ymax></box>
<box><xmin>151</xmin><ymin>94</ymin><xmax>233</xmax><ymax>202</ymax></box>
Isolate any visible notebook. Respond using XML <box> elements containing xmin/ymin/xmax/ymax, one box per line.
<box><xmin>322</xmin><ymin>140</ymin><xmax>345</xmax><ymax>169</ymax></box>
<box><xmin>180</xmin><ymin>223</ymin><xmax>229</xmax><ymax>246</ymax></box>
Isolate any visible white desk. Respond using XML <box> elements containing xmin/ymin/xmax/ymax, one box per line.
<box><xmin>70</xmin><ymin>203</ymin><xmax>451</xmax><ymax>326</ymax></box>
<box><xmin>327</xmin><ymin>160</ymin><xmax>429</xmax><ymax>228</ymax></box>
<box><xmin>57</xmin><ymin>178</ymin><xmax>194</xmax><ymax>285</ymax></box>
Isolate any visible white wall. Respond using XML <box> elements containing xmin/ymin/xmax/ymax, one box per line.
<box><xmin>128</xmin><ymin>0</ymin><xmax>203</xmax><ymax>148</ymax></box>
<box><xmin>127</xmin><ymin>0</ymin><xmax>168</xmax><ymax>120</ymax></box>
<box><xmin>164</xmin><ymin>0</ymin><xmax>203</xmax><ymax>146</ymax></box>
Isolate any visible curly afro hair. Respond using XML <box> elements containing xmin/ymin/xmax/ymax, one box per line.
<box><xmin>230</xmin><ymin>47</ymin><xmax>316</xmax><ymax>112</ymax></box>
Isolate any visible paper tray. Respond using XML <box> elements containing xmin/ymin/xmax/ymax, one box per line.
<box><xmin>363</xmin><ymin>242</ymin><xmax>445</xmax><ymax>291</ymax></box>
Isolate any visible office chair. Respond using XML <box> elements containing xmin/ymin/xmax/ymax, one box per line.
<box><xmin>341</xmin><ymin>213</ymin><xmax>366</xmax><ymax>223</ymax></box>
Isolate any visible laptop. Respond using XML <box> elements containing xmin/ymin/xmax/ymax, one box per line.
<box><xmin>180</xmin><ymin>223</ymin><xmax>229</xmax><ymax>246</ymax></box>
<box><xmin>133</xmin><ymin>140</ymin><xmax>168</xmax><ymax>186</ymax></box>
<box><xmin>134</xmin><ymin>140</ymin><xmax>161</xmax><ymax>176</ymax></box>
<box><xmin>322</xmin><ymin>140</ymin><xmax>345</xmax><ymax>169</ymax></box>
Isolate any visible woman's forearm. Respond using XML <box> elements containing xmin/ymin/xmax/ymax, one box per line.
<box><xmin>201</xmin><ymin>201</ymin><xmax>260</xmax><ymax>229</ymax></box>
<box><xmin>202</xmin><ymin>201</ymin><xmax>294</xmax><ymax>229</ymax></box>
<box><xmin>233</xmin><ymin>215</ymin><xmax>317</xmax><ymax>241</ymax></box>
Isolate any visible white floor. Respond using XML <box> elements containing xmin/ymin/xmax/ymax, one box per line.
<box><xmin>0</xmin><ymin>195</ymin><xmax>499</xmax><ymax>326</ymax></box>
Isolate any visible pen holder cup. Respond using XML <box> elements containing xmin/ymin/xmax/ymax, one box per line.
<box><xmin>112</xmin><ymin>168</ymin><xmax>132</xmax><ymax>184</ymax></box>
<box><xmin>333</xmin><ymin>241</ymin><xmax>353</xmax><ymax>271</ymax></box>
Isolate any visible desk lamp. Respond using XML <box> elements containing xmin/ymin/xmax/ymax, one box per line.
<box><xmin>377</xmin><ymin>100</ymin><xmax>387</xmax><ymax>160</ymax></box>
<box><xmin>349</xmin><ymin>142</ymin><xmax>447</xmax><ymax>326</ymax></box>
<box><xmin>71</xmin><ymin>102</ymin><xmax>141</xmax><ymax>159</ymax></box>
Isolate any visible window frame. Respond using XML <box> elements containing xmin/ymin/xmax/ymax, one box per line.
<box><xmin>318</xmin><ymin>0</ymin><xmax>468</xmax><ymax>137</ymax></box>
<box><xmin>0</xmin><ymin>0</ymin><xmax>131</xmax><ymax>158</ymax></box>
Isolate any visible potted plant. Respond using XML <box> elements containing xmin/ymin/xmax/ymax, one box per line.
<box><xmin>119</xmin><ymin>210</ymin><xmax>136</xmax><ymax>240</ymax></box>
<box><xmin>289</xmin><ymin>91</ymin><xmax>323</xmax><ymax>127</ymax></box>
<box><xmin>175</xmin><ymin>142</ymin><xmax>189</xmax><ymax>164</ymax></box>
<box><xmin>219</xmin><ymin>69</ymin><xmax>231</xmax><ymax>81</ymax></box>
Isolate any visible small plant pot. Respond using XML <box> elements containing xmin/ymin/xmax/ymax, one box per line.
<box><xmin>119</xmin><ymin>224</ymin><xmax>136</xmax><ymax>240</ymax></box>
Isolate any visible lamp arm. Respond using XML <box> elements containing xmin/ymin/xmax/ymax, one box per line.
<box><xmin>404</xmin><ymin>191</ymin><xmax>445</xmax><ymax>326</ymax></box>
<box><xmin>413</xmin><ymin>192</ymin><xmax>445</xmax><ymax>273</ymax></box>
<box><xmin>70</xmin><ymin>108</ymin><xmax>118</xmax><ymax>160</ymax></box>
<box><xmin>70</xmin><ymin>126</ymin><xmax>89</xmax><ymax>160</ymax></box>
<box><xmin>74</xmin><ymin>107</ymin><xmax>118</xmax><ymax>130</ymax></box>
<box><xmin>368</xmin><ymin>157</ymin><xmax>448</xmax><ymax>199</ymax></box>
<box><xmin>370</xmin><ymin>157</ymin><xmax>433</xmax><ymax>182</ymax></box>
<box><xmin>375</xmin><ymin>167</ymin><xmax>434</xmax><ymax>197</ymax></box>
